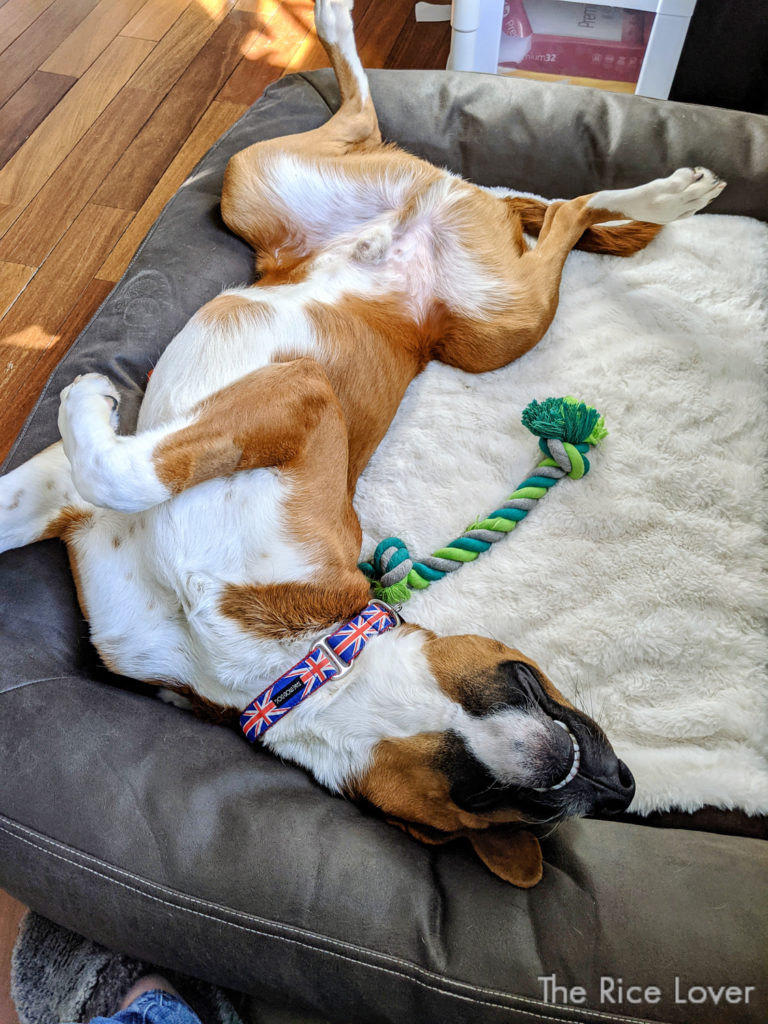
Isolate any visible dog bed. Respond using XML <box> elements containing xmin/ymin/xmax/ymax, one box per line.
<box><xmin>2</xmin><ymin>69</ymin><xmax>767</xmax><ymax>1024</ymax></box>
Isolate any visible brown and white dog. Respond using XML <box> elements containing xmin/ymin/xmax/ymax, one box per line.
<box><xmin>0</xmin><ymin>0</ymin><xmax>725</xmax><ymax>885</ymax></box>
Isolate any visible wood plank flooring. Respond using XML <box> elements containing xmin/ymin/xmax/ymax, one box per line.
<box><xmin>0</xmin><ymin>3</ymin><xmax>449</xmax><ymax>1021</ymax></box>
<box><xmin>0</xmin><ymin>0</ymin><xmax>450</xmax><ymax>461</ymax></box>
<box><xmin>0</xmin><ymin>890</ymin><xmax>25</xmax><ymax>1024</ymax></box>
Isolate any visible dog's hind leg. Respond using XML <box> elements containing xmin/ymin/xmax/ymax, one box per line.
<box><xmin>312</xmin><ymin>0</ymin><xmax>379</xmax><ymax>148</ymax></box>
<box><xmin>505</xmin><ymin>196</ymin><xmax>663</xmax><ymax>258</ymax></box>
<box><xmin>221</xmin><ymin>0</ymin><xmax>382</xmax><ymax>253</ymax></box>
<box><xmin>516</xmin><ymin>168</ymin><xmax>725</xmax><ymax>293</ymax></box>
<box><xmin>435</xmin><ymin>168</ymin><xmax>726</xmax><ymax>374</ymax></box>
<box><xmin>0</xmin><ymin>442</ymin><xmax>93</xmax><ymax>553</ymax></box>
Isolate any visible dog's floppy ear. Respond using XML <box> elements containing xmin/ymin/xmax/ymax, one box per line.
<box><xmin>467</xmin><ymin>828</ymin><xmax>543</xmax><ymax>888</ymax></box>
<box><xmin>387</xmin><ymin>818</ymin><xmax>543</xmax><ymax>887</ymax></box>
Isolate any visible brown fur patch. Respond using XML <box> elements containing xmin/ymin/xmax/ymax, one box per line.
<box><xmin>153</xmin><ymin>358</ymin><xmax>337</xmax><ymax>494</ymax></box>
<box><xmin>41</xmin><ymin>506</ymin><xmax>93</xmax><ymax>541</ymax></box>
<box><xmin>427</xmin><ymin>633</ymin><xmax>576</xmax><ymax>712</ymax></box>
<box><xmin>256</xmin><ymin>249</ymin><xmax>315</xmax><ymax>287</ymax></box>
<box><xmin>352</xmin><ymin>732</ymin><xmax>526</xmax><ymax>834</ymax></box>
<box><xmin>302</xmin><ymin>296</ymin><xmax>429</xmax><ymax>486</ymax></box>
<box><xmin>353</xmin><ymin>733</ymin><xmax>463</xmax><ymax>832</ymax></box>
<box><xmin>194</xmin><ymin>293</ymin><xmax>275</xmax><ymax>332</ymax></box>
<box><xmin>220</xmin><ymin>577</ymin><xmax>371</xmax><ymax>641</ymax></box>
<box><xmin>427</xmin><ymin>633</ymin><xmax>510</xmax><ymax>706</ymax></box>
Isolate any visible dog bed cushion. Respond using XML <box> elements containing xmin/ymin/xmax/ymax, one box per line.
<box><xmin>1</xmin><ymin>70</ymin><xmax>767</xmax><ymax>1024</ymax></box>
<box><xmin>358</xmin><ymin>192</ymin><xmax>768</xmax><ymax>816</ymax></box>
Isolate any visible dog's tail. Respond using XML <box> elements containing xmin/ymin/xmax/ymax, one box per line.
<box><xmin>505</xmin><ymin>195</ymin><xmax>663</xmax><ymax>257</ymax></box>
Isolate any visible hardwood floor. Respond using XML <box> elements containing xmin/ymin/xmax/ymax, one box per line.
<box><xmin>0</xmin><ymin>890</ymin><xmax>25</xmax><ymax>1024</ymax></box>
<box><xmin>0</xmin><ymin>0</ymin><xmax>450</xmax><ymax>462</ymax></box>
<box><xmin>0</xmin><ymin>2</ymin><xmax>449</xmax><ymax>1019</ymax></box>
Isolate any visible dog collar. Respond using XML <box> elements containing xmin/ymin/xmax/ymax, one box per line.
<box><xmin>240</xmin><ymin>600</ymin><xmax>402</xmax><ymax>742</ymax></box>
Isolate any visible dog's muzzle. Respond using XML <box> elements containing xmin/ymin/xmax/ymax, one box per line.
<box><xmin>531</xmin><ymin>720</ymin><xmax>580</xmax><ymax>791</ymax></box>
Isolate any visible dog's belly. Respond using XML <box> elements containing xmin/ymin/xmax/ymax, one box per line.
<box><xmin>137</xmin><ymin>263</ymin><xmax>395</xmax><ymax>431</ymax></box>
<box><xmin>76</xmin><ymin>470</ymin><xmax>316</xmax><ymax>696</ymax></box>
<box><xmin>134</xmin><ymin>221</ymin><xmax>461</xmax><ymax>432</ymax></box>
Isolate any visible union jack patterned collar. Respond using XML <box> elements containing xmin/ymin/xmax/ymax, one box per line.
<box><xmin>240</xmin><ymin>600</ymin><xmax>402</xmax><ymax>742</ymax></box>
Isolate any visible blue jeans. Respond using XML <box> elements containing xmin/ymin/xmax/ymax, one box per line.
<box><xmin>65</xmin><ymin>990</ymin><xmax>202</xmax><ymax>1024</ymax></box>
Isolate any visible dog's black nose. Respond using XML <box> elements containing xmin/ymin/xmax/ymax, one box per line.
<box><xmin>617</xmin><ymin>758</ymin><xmax>635</xmax><ymax>792</ymax></box>
<box><xmin>592</xmin><ymin>758</ymin><xmax>636</xmax><ymax>815</ymax></box>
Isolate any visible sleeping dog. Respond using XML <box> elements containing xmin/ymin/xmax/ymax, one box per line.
<box><xmin>0</xmin><ymin>0</ymin><xmax>725</xmax><ymax>885</ymax></box>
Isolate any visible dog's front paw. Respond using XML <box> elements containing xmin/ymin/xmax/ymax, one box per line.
<box><xmin>60</xmin><ymin>373</ymin><xmax>120</xmax><ymax>415</ymax></box>
<box><xmin>57</xmin><ymin>373</ymin><xmax>122</xmax><ymax>506</ymax></box>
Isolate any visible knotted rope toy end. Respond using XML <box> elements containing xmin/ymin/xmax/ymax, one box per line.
<box><xmin>521</xmin><ymin>395</ymin><xmax>608</xmax><ymax>447</ymax></box>
<box><xmin>360</xmin><ymin>397</ymin><xmax>607</xmax><ymax>602</ymax></box>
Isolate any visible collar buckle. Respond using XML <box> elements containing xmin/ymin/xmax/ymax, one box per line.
<box><xmin>313</xmin><ymin>600</ymin><xmax>402</xmax><ymax>680</ymax></box>
<box><xmin>314</xmin><ymin>637</ymin><xmax>352</xmax><ymax>679</ymax></box>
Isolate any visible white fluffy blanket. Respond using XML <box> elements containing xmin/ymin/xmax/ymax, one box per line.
<box><xmin>355</xmin><ymin>207</ymin><xmax>768</xmax><ymax>815</ymax></box>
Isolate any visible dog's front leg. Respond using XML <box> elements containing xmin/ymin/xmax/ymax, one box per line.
<box><xmin>56</xmin><ymin>359</ymin><xmax>354</xmax><ymax>516</ymax></box>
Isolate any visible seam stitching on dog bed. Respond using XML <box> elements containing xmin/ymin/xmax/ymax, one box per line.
<box><xmin>0</xmin><ymin>817</ymin><xmax>667</xmax><ymax>1024</ymax></box>
<box><xmin>0</xmin><ymin>675</ymin><xmax>72</xmax><ymax>695</ymax></box>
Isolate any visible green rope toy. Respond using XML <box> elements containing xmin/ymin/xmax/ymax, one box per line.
<box><xmin>359</xmin><ymin>396</ymin><xmax>608</xmax><ymax>604</ymax></box>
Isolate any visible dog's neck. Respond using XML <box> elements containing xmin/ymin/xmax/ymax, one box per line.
<box><xmin>258</xmin><ymin>620</ymin><xmax>562</xmax><ymax>802</ymax></box>
<box><xmin>258</xmin><ymin>622</ymin><xmax>458</xmax><ymax>791</ymax></box>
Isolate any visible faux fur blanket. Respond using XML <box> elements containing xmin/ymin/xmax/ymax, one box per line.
<box><xmin>356</xmin><ymin>207</ymin><xmax>768</xmax><ymax>816</ymax></box>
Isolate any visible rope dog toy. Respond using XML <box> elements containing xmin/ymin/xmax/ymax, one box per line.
<box><xmin>359</xmin><ymin>396</ymin><xmax>608</xmax><ymax>604</ymax></box>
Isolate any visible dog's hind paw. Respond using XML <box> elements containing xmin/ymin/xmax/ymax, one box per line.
<box><xmin>314</xmin><ymin>0</ymin><xmax>354</xmax><ymax>45</ymax></box>
<box><xmin>589</xmin><ymin>167</ymin><xmax>727</xmax><ymax>224</ymax></box>
<box><xmin>660</xmin><ymin>167</ymin><xmax>727</xmax><ymax>219</ymax></box>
